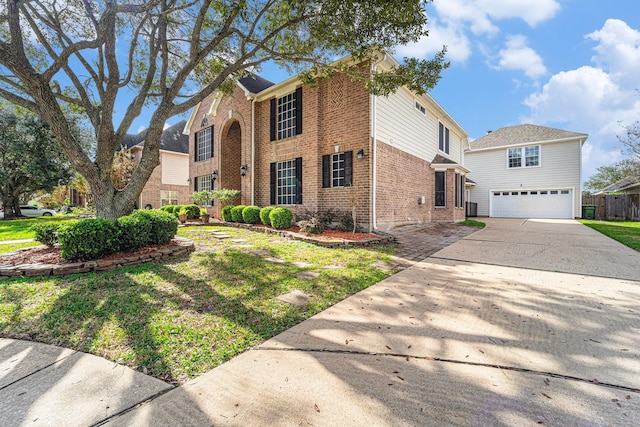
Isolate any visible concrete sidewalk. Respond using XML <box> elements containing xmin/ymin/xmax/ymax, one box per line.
<box><xmin>109</xmin><ymin>219</ymin><xmax>640</xmax><ymax>426</ymax></box>
<box><xmin>2</xmin><ymin>219</ymin><xmax>639</xmax><ymax>426</ymax></box>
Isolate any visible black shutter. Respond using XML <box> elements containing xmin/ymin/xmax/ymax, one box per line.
<box><xmin>295</xmin><ymin>157</ymin><xmax>303</xmax><ymax>204</ymax></box>
<box><xmin>445</xmin><ymin>127</ymin><xmax>450</xmax><ymax>154</ymax></box>
<box><xmin>194</xmin><ymin>133</ymin><xmax>198</xmax><ymax>162</ymax></box>
<box><xmin>270</xmin><ymin>98</ymin><xmax>277</xmax><ymax>141</ymax></box>
<box><xmin>322</xmin><ymin>154</ymin><xmax>331</xmax><ymax>188</ymax></box>
<box><xmin>270</xmin><ymin>162</ymin><xmax>276</xmax><ymax>205</ymax></box>
<box><xmin>295</xmin><ymin>87</ymin><xmax>303</xmax><ymax>135</ymax></box>
<box><xmin>210</xmin><ymin>125</ymin><xmax>214</xmax><ymax>158</ymax></box>
<box><xmin>344</xmin><ymin>151</ymin><xmax>353</xmax><ymax>187</ymax></box>
<box><xmin>194</xmin><ymin>176</ymin><xmax>198</xmax><ymax>192</ymax></box>
<box><xmin>438</xmin><ymin>123</ymin><xmax>443</xmax><ymax>151</ymax></box>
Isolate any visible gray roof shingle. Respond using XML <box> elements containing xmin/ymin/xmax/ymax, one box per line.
<box><xmin>469</xmin><ymin>124</ymin><xmax>587</xmax><ymax>150</ymax></box>
<box><xmin>238</xmin><ymin>74</ymin><xmax>275</xmax><ymax>94</ymax></box>
<box><xmin>122</xmin><ymin>120</ymin><xmax>189</xmax><ymax>154</ymax></box>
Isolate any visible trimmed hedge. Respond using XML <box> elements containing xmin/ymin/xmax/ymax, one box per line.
<box><xmin>56</xmin><ymin>209</ymin><xmax>178</xmax><ymax>261</ymax></box>
<box><xmin>31</xmin><ymin>223</ymin><xmax>61</xmax><ymax>247</ymax></box>
<box><xmin>242</xmin><ymin>206</ymin><xmax>261</xmax><ymax>224</ymax></box>
<box><xmin>269</xmin><ymin>207</ymin><xmax>293</xmax><ymax>229</ymax></box>
<box><xmin>222</xmin><ymin>205</ymin><xmax>234</xmax><ymax>222</ymax></box>
<box><xmin>230</xmin><ymin>205</ymin><xmax>246</xmax><ymax>223</ymax></box>
<box><xmin>183</xmin><ymin>204</ymin><xmax>200</xmax><ymax>219</ymax></box>
<box><xmin>259</xmin><ymin>206</ymin><xmax>275</xmax><ymax>226</ymax></box>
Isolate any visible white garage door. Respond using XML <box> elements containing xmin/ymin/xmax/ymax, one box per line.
<box><xmin>490</xmin><ymin>189</ymin><xmax>573</xmax><ymax>218</ymax></box>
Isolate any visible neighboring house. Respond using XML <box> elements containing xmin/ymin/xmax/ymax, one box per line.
<box><xmin>123</xmin><ymin>120</ymin><xmax>190</xmax><ymax>209</ymax></box>
<box><xmin>596</xmin><ymin>176</ymin><xmax>640</xmax><ymax>194</ymax></box>
<box><xmin>465</xmin><ymin>124</ymin><xmax>588</xmax><ymax>219</ymax></box>
<box><xmin>184</xmin><ymin>55</ymin><xmax>469</xmax><ymax>231</ymax></box>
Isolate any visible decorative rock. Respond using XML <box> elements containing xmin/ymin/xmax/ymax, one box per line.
<box><xmin>277</xmin><ymin>290</ymin><xmax>314</xmax><ymax>306</ymax></box>
<box><xmin>295</xmin><ymin>271</ymin><xmax>320</xmax><ymax>280</ymax></box>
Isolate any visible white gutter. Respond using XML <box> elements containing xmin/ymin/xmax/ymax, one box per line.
<box><xmin>371</xmin><ymin>54</ymin><xmax>386</xmax><ymax>230</ymax></box>
<box><xmin>251</xmin><ymin>96</ymin><xmax>256</xmax><ymax>205</ymax></box>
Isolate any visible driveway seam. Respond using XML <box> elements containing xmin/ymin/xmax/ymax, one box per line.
<box><xmin>0</xmin><ymin>350</ymin><xmax>78</xmax><ymax>391</ymax></box>
<box><xmin>91</xmin><ymin>386</ymin><xmax>176</xmax><ymax>427</ymax></box>
<box><xmin>256</xmin><ymin>346</ymin><xmax>640</xmax><ymax>394</ymax></box>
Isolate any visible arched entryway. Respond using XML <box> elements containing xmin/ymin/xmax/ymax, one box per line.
<box><xmin>219</xmin><ymin>120</ymin><xmax>243</xmax><ymax>215</ymax></box>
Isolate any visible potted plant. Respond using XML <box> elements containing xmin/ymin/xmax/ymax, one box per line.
<box><xmin>211</xmin><ymin>188</ymin><xmax>241</xmax><ymax>208</ymax></box>
<box><xmin>177</xmin><ymin>207</ymin><xmax>189</xmax><ymax>224</ymax></box>
<box><xmin>190</xmin><ymin>190</ymin><xmax>214</xmax><ymax>223</ymax></box>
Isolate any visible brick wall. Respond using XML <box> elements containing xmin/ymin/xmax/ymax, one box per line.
<box><xmin>431</xmin><ymin>169</ymin><xmax>466</xmax><ymax>222</ymax></box>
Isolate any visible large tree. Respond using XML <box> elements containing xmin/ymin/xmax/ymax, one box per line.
<box><xmin>0</xmin><ymin>0</ymin><xmax>447</xmax><ymax>219</ymax></box>
<box><xmin>0</xmin><ymin>110</ymin><xmax>72</xmax><ymax>219</ymax></box>
<box><xmin>584</xmin><ymin>159</ymin><xmax>638</xmax><ymax>194</ymax></box>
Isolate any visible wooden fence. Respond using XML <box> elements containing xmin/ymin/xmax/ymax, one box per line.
<box><xmin>582</xmin><ymin>194</ymin><xmax>640</xmax><ymax>221</ymax></box>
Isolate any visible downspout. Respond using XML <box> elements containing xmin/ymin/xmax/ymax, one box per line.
<box><xmin>371</xmin><ymin>54</ymin><xmax>386</xmax><ymax>230</ymax></box>
<box><xmin>251</xmin><ymin>96</ymin><xmax>256</xmax><ymax>206</ymax></box>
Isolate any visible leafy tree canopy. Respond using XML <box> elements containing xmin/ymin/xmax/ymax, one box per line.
<box><xmin>584</xmin><ymin>158</ymin><xmax>639</xmax><ymax>194</ymax></box>
<box><xmin>0</xmin><ymin>109</ymin><xmax>73</xmax><ymax>218</ymax></box>
<box><xmin>0</xmin><ymin>0</ymin><xmax>447</xmax><ymax>219</ymax></box>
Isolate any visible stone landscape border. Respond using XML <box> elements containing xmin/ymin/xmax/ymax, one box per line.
<box><xmin>0</xmin><ymin>237</ymin><xmax>195</xmax><ymax>278</ymax></box>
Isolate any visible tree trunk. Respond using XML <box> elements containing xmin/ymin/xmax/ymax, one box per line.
<box><xmin>91</xmin><ymin>181</ymin><xmax>137</xmax><ymax>220</ymax></box>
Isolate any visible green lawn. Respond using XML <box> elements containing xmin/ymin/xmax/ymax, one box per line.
<box><xmin>0</xmin><ymin>226</ymin><xmax>396</xmax><ymax>385</ymax></box>
<box><xmin>579</xmin><ymin>220</ymin><xmax>640</xmax><ymax>251</ymax></box>
<box><xmin>0</xmin><ymin>241</ymin><xmax>42</xmax><ymax>254</ymax></box>
<box><xmin>459</xmin><ymin>219</ymin><xmax>485</xmax><ymax>227</ymax></box>
<box><xmin>0</xmin><ymin>216</ymin><xmax>71</xmax><ymax>241</ymax></box>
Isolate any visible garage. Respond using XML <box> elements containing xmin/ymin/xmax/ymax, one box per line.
<box><xmin>490</xmin><ymin>189</ymin><xmax>573</xmax><ymax>218</ymax></box>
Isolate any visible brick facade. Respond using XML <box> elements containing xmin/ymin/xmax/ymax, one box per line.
<box><xmin>138</xmin><ymin>155</ymin><xmax>189</xmax><ymax>209</ymax></box>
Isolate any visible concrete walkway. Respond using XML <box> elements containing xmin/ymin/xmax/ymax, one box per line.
<box><xmin>2</xmin><ymin>219</ymin><xmax>640</xmax><ymax>425</ymax></box>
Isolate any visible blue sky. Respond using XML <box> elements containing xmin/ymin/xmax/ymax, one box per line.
<box><xmin>152</xmin><ymin>0</ymin><xmax>640</xmax><ymax>184</ymax></box>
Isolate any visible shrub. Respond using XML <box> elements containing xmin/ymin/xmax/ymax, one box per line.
<box><xmin>335</xmin><ymin>211</ymin><xmax>355</xmax><ymax>232</ymax></box>
<box><xmin>259</xmin><ymin>206</ymin><xmax>275</xmax><ymax>226</ymax></box>
<box><xmin>222</xmin><ymin>205</ymin><xmax>234</xmax><ymax>222</ymax></box>
<box><xmin>131</xmin><ymin>209</ymin><xmax>177</xmax><ymax>245</ymax></box>
<box><xmin>31</xmin><ymin>223</ymin><xmax>61</xmax><ymax>247</ymax></box>
<box><xmin>57</xmin><ymin>218</ymin><xmax>119</xmax><ymax>261</ymax></box>
<box><xmin>242</xmin><ymin>206</ymin><xmax>261</xmax><ymax>224</ymax></box>
<box><xmin>116</xmin><ymin>214</ymin><xmax>151</xmax><ymax>252</ymax></box>
<box><xmin>183</xmin><ymin>204</ymin><xmax>200</xmax><ymax>219</ymax></box>
<box><xmin>231</xmin><ymin>205</ymin><xmax>246</xmax><ymax>222</ymax></box>
<box><xmin>298</xmin><ymin>217</ymin><xmax>325</xmax><ymax>234</ymax></box>
<box><xmin>269</xmin><ymin>207</ymin><xmax>293</xmax><ymax>229</ymax></box>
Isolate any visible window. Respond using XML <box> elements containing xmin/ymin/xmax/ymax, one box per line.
<box><xmin>270</xmin><ymin>87</ymin><xmax>303</xmax><ymax>141</ymax></box>
<box><xmin>455</xmin><ymin>173</ymin><xmax>464</xmax><ymax>208</ymax></box>
<box><xmin>322</xmin><ymin>151</ymin><xmax>353</xmax><ymax>188</ymax></box>
<box><xmin>525</xmin><ymin>146</ymin><xmax>540</xmax><ymax>166</ymax></box>
<box><xmin>194</xmin><ymin>175</ymin><xmax>213</xmax><ymax>206</ymax></box>
<box><xmin>508</xmin><ymin>145</ymin><xmax>540</xmax><ymax>168</ymax></box>
<box><xmin>415</xmin><ymin>100</ymin><xmax>426</xmax><ymax>115</ymax></box>
<box><xmin>438</xmin><ymin>122</ymin><xmax>450</xmax><ymax>154</ymax></box>
<box><xmin>270</xmin><ymin>157</ymin><xmax>302</xmax><ymax>205</ymax></box>
<box><xmin>161</xmin><ymin>191</ymin><xmax>178</xmax><ymax>206</ymax></box>
<box><xmin>195</xmin><ymin>126</ymin><xmax>213</xmax><ymax>162</ymax></box>
<box><xmin>435</xmin><ymin>171</ymin><xmax>446</xmax><ymax>207</ymax></box>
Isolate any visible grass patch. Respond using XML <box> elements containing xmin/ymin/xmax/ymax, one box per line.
<box><xmin>459</xmin><ymin>219</ymin><xmax>485</xmax><ymax>227</ymax></box>
<box><xmin>579</xmin><ymin>220</ymin><xmax>640</xmax><ymax>251</ymax></box>
<box><xmin>0</xmin><ymin>216</ymin><xmax>71</xmax><ymax>241</ymax></box>
<box><xmin>0</xmin><ymin>241</ymin><xmax>42</xmax><ymax>254</ymax></box>
<box><xmin>0</xmin><ymin>226</ymin><xmax>396</xmax><ymax>385</ymax></box>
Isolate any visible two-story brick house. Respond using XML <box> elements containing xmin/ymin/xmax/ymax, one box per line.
<box><xmin>184</xmin><ymin>55</ymin><xmax>469</xmax><ymax>231</ymax></box>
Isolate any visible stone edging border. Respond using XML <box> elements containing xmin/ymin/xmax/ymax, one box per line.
<box><xmin>0</xmin><ymin>237</ymin><xmax>195</xmax><ymax>278</ymax></box>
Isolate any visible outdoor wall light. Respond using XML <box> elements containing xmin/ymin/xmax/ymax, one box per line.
<box><xmin>357</xmin><ymin>149</ymin><xmax>365</xmax><ymax>160</ymax></box>
<box><xmin>211</xmin><ymin>170</ymin><xmax>218</xmax><ymax>181</ymax></box>
<box><xmin>187</xmin><ymin>177</ymin><xmax>191</xmax><ymax>184</ymax></box>
<box><xmin>240</xmin><ymin>164</ymin><xmax>248</xmax><ymax>176</ymax></box>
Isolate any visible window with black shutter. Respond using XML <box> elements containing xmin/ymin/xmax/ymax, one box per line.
<box><xmin>322</xmin><ymin>151</ymin><xmax>352</xmax><ymax>188</ymax></box>
<box><xmin>435</xmin><ymin>171</ymin><xmax>446</xmax><ymax>207</ymax></box>
<box><xmin>270</xmin><ymin>157</ymin><xmax>303</xmax><ymax>205</ymax></box>
<box><xmin>195</xmin><ymin>126</ymin><xmax>214</xmax><ymax>161</ymax></box>
<box><xmin>270</xmin><ymin>88</ymin><xmax>303</xmax><ymax>141</ymax></box>
<box><xmin>438</xmin><ymin>122</ymin><xmax>450</xmax><ymax>155</ymax></box>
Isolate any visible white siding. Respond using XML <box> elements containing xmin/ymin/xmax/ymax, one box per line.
<box><xmin>466</xmin><ymin>140</ymin><xmax>582</xmax><ymax>217</ymax></box>
<box><xmin>161</xmin><ymin>151</ymin><xmax>189</xmax><ymax>185</ymax></box>
<box><xmin>375</xmin><ymin>88</ymin><xmax>463</xmax><ymax>164</ymax></box>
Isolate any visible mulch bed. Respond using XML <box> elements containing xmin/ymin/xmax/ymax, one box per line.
<box><xmin>253</xmin><ymin>225</ymin><xmax>380</xmax><ymax>241</ymax></box>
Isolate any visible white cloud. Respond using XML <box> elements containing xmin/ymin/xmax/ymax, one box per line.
<box><xmin>399</xmin><ymin>0</ymin><xmax>560</xmax><ymax>64</ymax></box>
<box><xmin>137</xmin><ymin>125</ymin><xmax>146</xmax><ymax>133</ymax></box>
<box><xmin>522</xmin><ymin>19</ymin><xmax>640</xmax><ymax>182</ymax></box>
<box><xmin>494</xmin><ymin>35</ymin><xmax>547</xmax><ymax>79</ymax></box>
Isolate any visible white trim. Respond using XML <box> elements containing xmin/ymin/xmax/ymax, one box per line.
<box><xmin>505</xmin><ymin>145</ymin><xmax>541</xmax><ymax>169</ymax></box>
<box><xmin>468</xmin><ymin>136</ymin><xmax>588</xmax><ymax>153</ymax></box>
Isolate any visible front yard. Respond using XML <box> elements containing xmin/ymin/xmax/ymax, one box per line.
<box><xmin>579</xmin><ymin>220</ymin><xmax>640</xmax><ymax>251</ymax></box>
<box><xmin>0</xmin><ymin>225</ymin><xmax>396</xmax><ymax>385</ymax></box>
<box><xmin>0</xmin><ymin>217</ymin><xmax>70</xmax><ymax>253</ymax></box>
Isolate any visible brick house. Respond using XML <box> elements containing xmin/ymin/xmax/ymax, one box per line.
<box><xmin>123</xmin><ymin>121</ymin><xmax>190</xmax><ymax>209</ymax></box>
<box><xmin>184</xmin><ymin>55</ymin><xmax>469</xmax><ymax>231</ymax></box>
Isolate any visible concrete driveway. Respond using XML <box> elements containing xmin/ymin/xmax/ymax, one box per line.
<box><xmin>108</xmin><ymin>219</ymin><xmax>640</xmax><ymax>426</ymax></box>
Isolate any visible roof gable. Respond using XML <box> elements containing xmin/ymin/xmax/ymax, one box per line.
<box><xmin>469</xmin><ymin>124</ymin><xmax>587</xmax><ymax>150</ymax></box>
<box><xmin>123</xmin><ymin>120</ymin><xmax>189</xmax><ymax>154</ymax></box>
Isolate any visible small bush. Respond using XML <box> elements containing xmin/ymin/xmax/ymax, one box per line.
<box><xmin>335</xmin><ymin>211</ymin><xmax>355</xmax><ymax>232</ymax></box>
<box><xmin>183</xmin><ymin>204</ymin><xmax>200</xmax><ymax>219</ymax></box>
<box><xmin>116</xmin><ymin>214</ymin><xmax>150</xmax><ymax>252</ymax></box>
<box><xmin>242</xmin><ymin>206</ymin><xmax>261</xmax><ymax>224</ymax></box>
<box><xmin>269</xmin><ymin>207</ymin><xmax>293</xmax><ymax>229</ymax></box>
<box><xmin>259</xmin><ymin>206</ymin><xmax>275</xmax><ymax>226</ymax></box>
<box><xmin>298</xmin><ymin>217</ymin><xmax>325</xmax><ymax>234</ymax></box>
<box><xmin>58</xmin><ymin>218</ymin><xmax>119</xmax><ymax>261</ymax></box>
<box><xmin>131</xmin><ymin>209</ymin><xmax>178</xmax><ymax>245</ymax></box>
<box><xmin>231</xmin><ymin>205</ymin><xmax>246</xmax><ymax>223</ymax></box>
<box><xmin>222</xmin><ymin>205</ymin><xmax>234</xmax><ymax>222</ymax></box>
<box><xmin>31</xmin><ymin>223</ymin><xmax>61</xmax><ymax>247</ymax></box>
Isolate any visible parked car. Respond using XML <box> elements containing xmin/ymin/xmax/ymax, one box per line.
<box><xmin>0</xmin><ymin>205</ymin><xmax>57</xmax><ymax>218</ymax></box>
